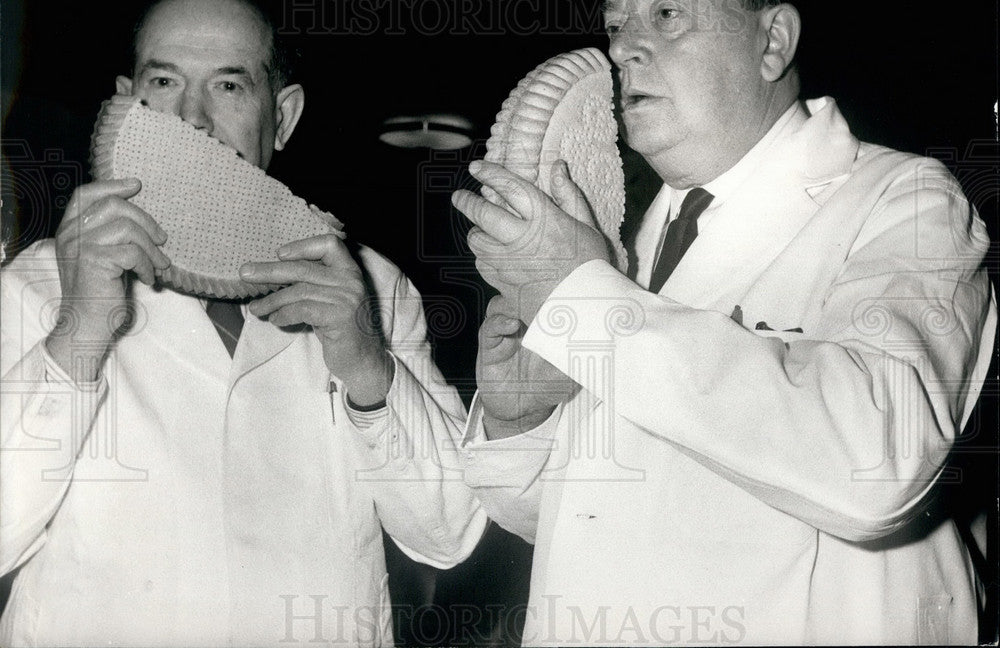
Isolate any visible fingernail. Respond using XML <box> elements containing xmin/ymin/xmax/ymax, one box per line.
<box><xmin>125</xmin><ymin>178</ymin><xmax>141</xmax><ymax>188</ymax></box>
<box><xmin>239</xmin><ymin>265</ymin><xmax>255</xmax><ymax>279</ymax></box>
<box><xmin>469</xmin><ymin>161</ymin><xmax>482</xmax><ymax>174</ymax></box>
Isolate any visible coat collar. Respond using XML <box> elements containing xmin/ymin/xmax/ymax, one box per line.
<box><xmin>659</xmin><ymin>97</ymin><xmax>860</xmax><ymax>309</ymax></box>
<box><xmin>129</xmin><ymin>283</ymin><xmax>300</xmax><ymax>387</ymax></box>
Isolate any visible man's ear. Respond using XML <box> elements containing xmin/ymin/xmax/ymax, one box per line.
<box><xmin>116</xmin><ymin>75</ymin><xmax>134</xmax><ymax>95</ymax></box>
<box><xmin>273</xmin><ymin>84</ymin><xmax>305</xmax><ymax>151</ymax></box>
<box><xmin>759</xmin><ymin>4</ymin><xmax>801</xmax><ymax>83</ymax></box>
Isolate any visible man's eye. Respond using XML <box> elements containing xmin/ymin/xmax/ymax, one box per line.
<box><xmin>219</xmin><ymin>81</ymin><xmax>242</xmax><ymax>93</ymax></box>
<box><xmin>604</xmin><ymin>12</ymin><xmax>626</xmax><ymax>35</ymax></box>
<box><xmin>150</xmin><ymin>77</ymin><xmax>175</xmax><ymax>88</ymax></box>
<box><xmin>651</xmin><ymin>4</ymin><xmax>679</xmax><ymax>25</ymax></box>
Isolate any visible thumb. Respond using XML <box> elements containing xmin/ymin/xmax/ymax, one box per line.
<box><xmin>550</xmin><ymin>160</ymin><xmax>597</xmax><ymax>229</ymax></box>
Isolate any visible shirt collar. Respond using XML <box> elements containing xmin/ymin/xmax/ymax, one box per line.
<box><xmin>667</xmin><ymin>101</ymin><xmax>808</xmax><ymax>215</ymax></box>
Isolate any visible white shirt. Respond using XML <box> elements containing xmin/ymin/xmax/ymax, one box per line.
<box><xmin>635</xmin><ymin>103</ymin><xmax>806</xmax><ymax>290</ymax></box>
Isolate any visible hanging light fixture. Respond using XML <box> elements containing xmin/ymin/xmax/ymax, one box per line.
<box><xmin>378</xmin><ymin>113</ymin><xmax>474</xmax><ymax>150</ymax></box>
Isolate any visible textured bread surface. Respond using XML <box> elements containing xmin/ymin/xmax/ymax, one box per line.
<box><xmin>90</xmin><ymin>94</ymin><xmax>344</xmax><ymax>298</ymax></box>
<box><xmin>485</xmin><ymin>48</ymin><xmax>627</xmax><ymax>273</ymax></box>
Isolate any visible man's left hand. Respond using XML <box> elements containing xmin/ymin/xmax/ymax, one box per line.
<box><xmin>241</xmin><ymin>235</ymin><xmax>392</xmax><ymax>407</ymax></box>
<box><xmin>452</xmin><ymin>159</ymin><xmax>610</xmax><ymax>326</ymax></box>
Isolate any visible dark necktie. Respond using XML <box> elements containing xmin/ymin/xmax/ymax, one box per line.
<box><xmin>648</xmin><ymin>188</ymin><xmax>714</xmax><ymax>293</ymax></box>
<box><xmin>206</xmin><ymin>299</ymin><xmax>245</xmax><ymax>358</ymax></box>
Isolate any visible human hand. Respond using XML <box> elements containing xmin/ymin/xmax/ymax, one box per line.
<box><xmin>476</xmin><ymin>296</ymin><xmax>579</xmax><ymax>440</ymax></box>
<box><xmin>452</xmin><ymin>159</ymin><xmax>609</xmax><ymax>327</ymax></box>
<box><xmin>242</xmin><ymin>235</ymin><xmax>393</xmax><ymax>407</ymax></box>
<box><xmin>46</xmin><ymin>178</ymin><xmax>171</xmax><ymax>381</ymax></box>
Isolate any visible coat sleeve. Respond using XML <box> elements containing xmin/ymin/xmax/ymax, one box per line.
<box><xmin>458</xmin><ymin>397</ymin><xmax>563</xmax><ymax>544</ymax></box>
<box><xmin>347</xmin><ymin>251</ymin><xmax>488</xmax><ymax>568</ymax></box>
<box><xmin>520</xmin><ymin>162</ymin><xmax>996</xmax><ymax>543</ymax></box>
<box><xmin>0</xmin><ymin>242</ymin><xmax>108</xmax><ymax>575</ymax></box>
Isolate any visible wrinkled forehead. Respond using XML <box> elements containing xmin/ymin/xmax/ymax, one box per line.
<box><xmin>135</xmin><ymin>0</ymin><xmax>271</xmax><ymax>73</ymax></box>
<box><xmin>602</xmin><ymin>0</ymin><xmax>749</xmax><ymax>16</ymax></box>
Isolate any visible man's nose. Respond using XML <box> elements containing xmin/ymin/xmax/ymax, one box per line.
<box><xmin>608</xmin><ymin>18</ymin><xmax>649</xmax><ymax>68</ymax></box>
<box><xmin>179</xmin><ymin>87</ymin><xmax>212</xmax><ymax>131</ymax></box>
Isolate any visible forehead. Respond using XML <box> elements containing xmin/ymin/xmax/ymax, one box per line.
<box><xmin>602</xmin><ymin>0</ymin><xmax>742</xmax><ymax>14</ymax></box>
<box><xmin>136</xmin><ymin>0</ymin><xmax>271</xmax><ymax>72</ymax></box>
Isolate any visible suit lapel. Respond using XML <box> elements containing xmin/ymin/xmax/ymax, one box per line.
<box><xmin>130</xmin><ymin>283</ymin><xmax>231</xmax><ymax>385</ymax></box>
<box><xmin>660</xmin><ymin>98</ymin><xmax>860</xmax><ymax>311</ymax></box>
<box><xmin>130</xmin><ymin>284</ymin><xmax>303</xmax><ymax>389</ymax></box>
<box><xmin>229</xmin><ymin>311</ymin><xmax>301</xmax><ymax>387</ymax></box>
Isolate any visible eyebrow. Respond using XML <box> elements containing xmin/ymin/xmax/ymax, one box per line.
<box><xmin>137</xmin><ymin>59</ymin><xmax>182</xmax><ymax>76</ymax></box>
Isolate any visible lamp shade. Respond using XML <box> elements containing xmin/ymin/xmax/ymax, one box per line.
<box><xmin>379</xmin><ymin>114</ymin><xmax>474</xmax><ymax>150</ymax></box>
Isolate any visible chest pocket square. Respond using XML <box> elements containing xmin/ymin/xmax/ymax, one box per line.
<box><xmin>731</xmin><ymin>306</ymin><xmax>804</xmax><ymax>347</ymax></box>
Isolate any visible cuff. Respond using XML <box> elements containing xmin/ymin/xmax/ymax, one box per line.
<box><xmin>345</xmin><ymin>401</ymin><xmax>390</xmax><ymax>429</ymax></box>
<box><xmin>340</xmin><ymin>352</ymin><xmax>398</xmax><ymax>432</ymax></box>
<box><xmin>461</xmin><ymin>392</ymin><xmax>561</xmax><ymax>488</ymax></box>
<box><xmin>39</xmin><ymin>340</ymin><xmax>105</xmax><ymax>392</ymax></box>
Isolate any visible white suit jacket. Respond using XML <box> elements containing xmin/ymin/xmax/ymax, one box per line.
<box><xmin>462</xmin><ymin>98</ymin><xmax>996</xmax><ymax>645</ymax></box>
<box><xmin>0</xmin><ymin>242</ymin><xmax>487</xmax><ymax>647</ymax></box>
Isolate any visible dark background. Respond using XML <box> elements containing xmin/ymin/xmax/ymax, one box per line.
<box><xmin>2</xmin><ymin>1</ymin><xmax>997</xmax><ymax>645</ymax></box>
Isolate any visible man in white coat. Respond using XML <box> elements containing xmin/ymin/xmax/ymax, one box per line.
<box><xmin>452</xmin><ymin>0</ymin><xmax>995</xmax><ymax>644</ymax></box>
<box><xmin>0</xmin><ymin>0</ymin><xmax>486</xmax><ymax>645</ymax></box>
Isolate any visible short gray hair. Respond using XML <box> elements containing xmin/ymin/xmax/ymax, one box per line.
<box><xmin>742</xmin><ymin>0</ymin><xmax>782</xmax><ymax>10</ymax></box>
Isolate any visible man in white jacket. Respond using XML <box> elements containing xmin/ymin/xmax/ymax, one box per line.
<box><xmin>452</xmin><ymin>0</ymin><xmax>995</xmax><ymax>645</ymax></box>
<box><xmin>0</xmin><ymin>0</ymin><xmax>486</xmax><ymax>645</ymax></box>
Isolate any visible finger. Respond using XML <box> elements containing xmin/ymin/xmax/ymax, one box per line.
<box><xmin>240</xmin><ymin>259</ymin><xmax>335</xmax><ymax>287</ymax></box>
<box><xmin>266</xmin><ymin>300</ymin><xmax>333</xmax><ymax>329</ymax></box>
<box><xmin>481</xmin><ymin>333</ymin><xmax>520</xmax><ymax>365</ymax></box>
<box><xmin>94</xmin><ymin>243</ymin><xmax>157</xmax><ymax>285</ymax></box>
<box><xmin>452</xmin><ymin>189</ymin><xmax>527</xmax><ymax>244</ymax></box>
<box><xmin>469</xmin><ymin>160</ymin><xmax>555</xmax><ymax>223</ymax></box>
<box><xmin>68</xmin><ymin>195</ymin><xmax>168</xmax><ymax>247</ymax></box>
<box><xmin>248</xmin><ymin>282</ymin><xmax>348</xmax><ymax>318</ymax></box>
<box><xmin>550</xmin><ymin>160</ymin><xmax>597</xmax><ymax>228</ymax></box>
<box><xmin>486</xmin><ymin>295</ymin><xmax>514</xmax><ymax>318</ymax></box>
<box><xmin>85</xmin><ymin>218</ymin><xmax>171</xmax><ymax>270</ymax></box>
<box><xmin>480</xmin><ymin>313</ymin><xmax>522</xmax><ymax>344</ymax></box>
<box><xmin>275</xmin><ymin>234</ymin><xmax>353</xmax><ymax>267</ymax></box>
<box><xmin>63</xmin><ymin>178</ymin><xmax>142</xmax><ymax>224</ymax></box>
<box><xmin>466</xmin><ymin>227</ymin><xmax>509</xmax><ymax>259</ymax></box>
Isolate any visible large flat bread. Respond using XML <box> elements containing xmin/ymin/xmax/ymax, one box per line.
<box><xmin>485</xmin><ymin>48</ymin><xmax>627</xmax><ymax>273</ymax></box>
<box><xmin>89</xmin><ymin>94</ymin><xmax>344</xmax><ymax>299</ymax></box>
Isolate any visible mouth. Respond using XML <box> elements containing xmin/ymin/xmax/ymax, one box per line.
<box><xmin>621</xmin><ymin>92</ymin><xmax>657</xmax><ymax>110</ymax></box>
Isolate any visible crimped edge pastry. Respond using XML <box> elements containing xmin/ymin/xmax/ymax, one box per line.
<box><xmin>90</xmin><ymin>94</ymin><xmax>344</xmax><ymax>299</ymax></box>
<box><xmin>484</xmin><ymin>47</ymin><xmax>628</xmax><ymax>273</ymax></box>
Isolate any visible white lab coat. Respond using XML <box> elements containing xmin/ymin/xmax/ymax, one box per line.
<box><xmin>462</xmin><ymin>98</ymin><xmax>996</xmax><ymax>645</ymax></box>
<box><xmin>0</xmin><ymin>242</ymin><xmax>487</xmax><ymax>647</ymax></box>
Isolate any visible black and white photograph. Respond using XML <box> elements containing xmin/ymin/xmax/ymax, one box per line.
<box><xmin>1</xmin><ymin>1</ymin><xmax>997</xmax><ymax>646</ymax></box>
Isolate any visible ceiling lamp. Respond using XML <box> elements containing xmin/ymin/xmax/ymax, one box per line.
<box><xmin>379</xmin><ymin>114</ymin><xmax>474</xmax><ymax>150</ymax></box>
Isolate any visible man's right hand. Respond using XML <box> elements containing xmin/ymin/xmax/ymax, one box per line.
<box><xmin>45</xmin><ymin>179</ymin><xmax>170</xmax><ymax>383</ymax></box>
<box><xmin>477</xmin><ymin>296</ymin><xmax>579</xmax><ymax>440</ymax></box>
